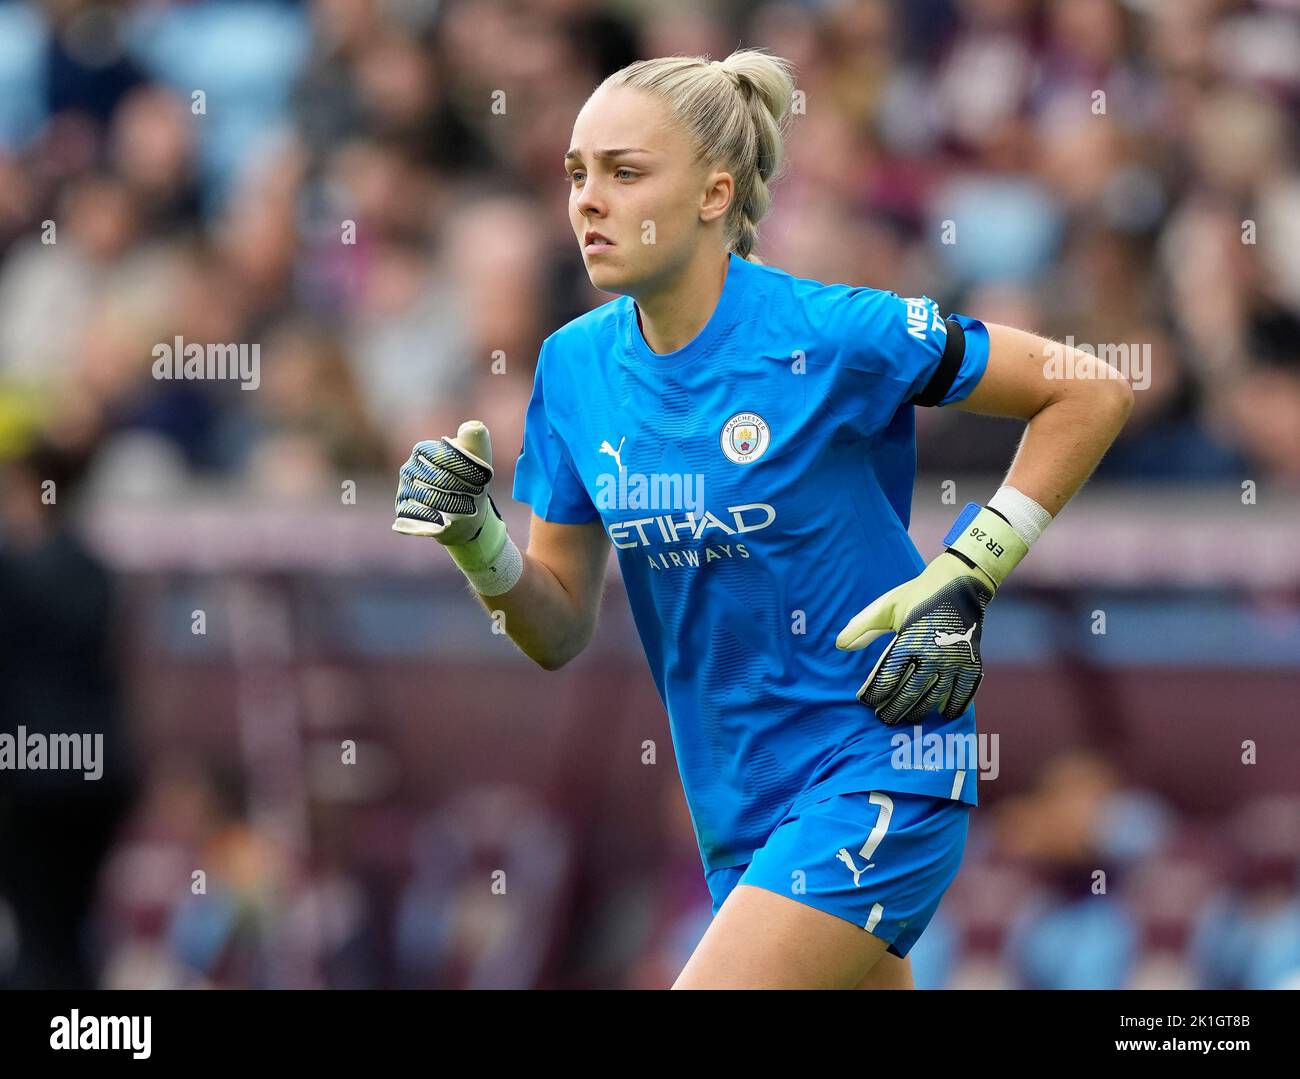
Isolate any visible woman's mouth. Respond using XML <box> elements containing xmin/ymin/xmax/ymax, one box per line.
<box><xmin>583</xmin><ymin>230</ymin><xmax>615</xmax><ymax>255</ymax></box>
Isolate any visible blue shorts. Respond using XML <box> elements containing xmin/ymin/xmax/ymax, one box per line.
<box><xmin>704</xmin><ymin>790</ymin><xmax>970</xmax><ymax>959</ymax></box>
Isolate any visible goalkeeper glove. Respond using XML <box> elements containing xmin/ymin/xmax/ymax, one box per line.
<box><xmin>835</xmin><ymin>503</ymin><xmax>1029</xmax><ymax>726</ymax></box>
<box><xmin>392</xmin><ymin>420</ymin><xmax>523</xmax><ymax>596</ymax></box>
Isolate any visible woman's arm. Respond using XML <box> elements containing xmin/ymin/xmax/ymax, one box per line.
<box><xmin>951</xmin><ymin>323</ymin><xmax>1134</xmax><ymax>513</ymax></box>
<box><xmin>835</xmin><ymin>323</ymin><xmax>1134</xmax><ymax>724</ymax></box>
<box><xmin>475</xmin><ymin>515</ymin><xmax>611</xmax><ymax>671</ymax></box>
<box><xmin>392</xmin><ymin>423</ymin><xmax>611</xmax><ymax>672</ymax></box>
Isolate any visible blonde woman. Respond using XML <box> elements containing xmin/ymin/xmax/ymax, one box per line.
<box><xmin>394</xmin><ymin>49</ymin><xmax>1132</xmax><ymax>989</ymax></box>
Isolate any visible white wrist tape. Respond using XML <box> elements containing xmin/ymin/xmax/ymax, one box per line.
<box><xmin>988</xmin><ymin>485</ymin><xmax>1053</xmax><ymax>547</ymax></box>
<box><xmin>450</xmin><ymin>534</ymin><xmax>524</xmax><ymax>597</ymax></box>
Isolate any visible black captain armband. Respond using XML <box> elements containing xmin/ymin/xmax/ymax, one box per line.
<box><xmin>908</xmin><ymin>317</ymin><xmax>966</xmax><ymax>407</ymax></box>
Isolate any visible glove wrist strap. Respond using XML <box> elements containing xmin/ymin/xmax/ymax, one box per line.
<box><xmin>444</xmin><ymin>497</ymin><xmax>524</xmax><ymax>596</ymax></box>
<box><xmin>445</xmin><ymin>503</ymin><xmax>508</xmax><ymax>571</ymax></box>
<box><xmin>449</xmin><ymin>532</ymin><xmax>523</xmax><ymax>597</ymax></box>
<box><xmin>943</xmin><ymin>503</ymin><xmax>1029</xmax><ymax>591</ymax></box>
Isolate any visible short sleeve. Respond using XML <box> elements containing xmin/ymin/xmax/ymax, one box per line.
<box><xmin>823</xmin><ymin>289</ymin><xmax>990</xmax><ymax>435</ymax></box>
<box><xmin>511</xmin><ymin>340</ymin><xmax>601</xmax><ymax>524</ymax></box>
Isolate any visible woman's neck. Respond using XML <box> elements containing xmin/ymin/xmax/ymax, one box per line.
<box><xmin>633</xmin><ymin>249</ymin><xmax>731</xmax><ymax>355</ymax></box>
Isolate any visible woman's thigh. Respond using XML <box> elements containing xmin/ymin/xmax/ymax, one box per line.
<box><xmin>673</xmin><ymin>882</ymin><xmax>891</xmax><ymax>989</ymax></box>
<box><xmin>855</xmin><ymin>952</ymin><xmax>914</xmax><ymax>989</ymax></box>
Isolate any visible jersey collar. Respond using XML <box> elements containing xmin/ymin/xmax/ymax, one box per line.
<box><xmin>623</xmin><ymin>251</ymin><xmax>754</xmax><ymax>371</ymax></box>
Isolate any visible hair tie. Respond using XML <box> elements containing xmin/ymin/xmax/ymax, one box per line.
<box><xmin>712</xmin><ymin>59</ymin><xmax>743</xmax><ymax>91</ymax></box>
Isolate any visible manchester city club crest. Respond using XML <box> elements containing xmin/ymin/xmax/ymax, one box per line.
<box><xmin>720</xmin><ymin>411</ymin><xmax>770</xmax><ymax>464</ymax></box>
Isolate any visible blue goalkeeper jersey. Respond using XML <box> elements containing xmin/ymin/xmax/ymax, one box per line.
<box><xmin>513</xmin><ymin>252</ymin><xmax>991</xmax><ymax>870</ymax></box>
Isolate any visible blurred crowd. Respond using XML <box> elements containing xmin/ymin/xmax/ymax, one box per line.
<box><xmin>79</xmin><ymin>748</ymin><xmax>1300</xmax><ymax>988</ymax></box>
<box><xmin>0</xmin><ymin>0</ymin><xmax>1298</xmax><ymax>499</ymax></box>
<box><xmin>1</xmin><ymin>0</ymin><xmax>1299</xmax><ymax>990</ymax></box>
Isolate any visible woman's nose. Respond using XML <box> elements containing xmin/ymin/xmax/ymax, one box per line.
<box><xmin>575</xmin><ymin>180</ymin><xmax>605</xmax><ymax>216</ymax></box>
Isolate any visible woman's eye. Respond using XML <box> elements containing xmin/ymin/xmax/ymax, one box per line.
<box><xmin>566</xmin><ymin>168</ymin><xmax>634</xmax><ymax>185</ymax></box>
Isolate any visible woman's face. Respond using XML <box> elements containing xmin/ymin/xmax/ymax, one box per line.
<box><xmin>566</xmin><ymin>84</ymin><xmax>731</xmax><ymax>296</ymax></box>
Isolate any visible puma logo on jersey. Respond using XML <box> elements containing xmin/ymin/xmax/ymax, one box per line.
<box><xmin>933</xmin><ymin>623</ymin><xmax>976</xmax><ymax>661</ymax></box>
<box><xmin>836</xmin><ymin>847</ymin><xmax>875</xmax><ymax>887</ymax></box>
<box><xmin>598</xmin><ymin>436</ymin><xmax>626</xmax><ymax>472</ymax></box>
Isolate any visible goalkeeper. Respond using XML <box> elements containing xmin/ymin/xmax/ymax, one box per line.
<box><xmin>393</xmin><ymin>48</ymin><xmax>1134</xmax><ymax>990</ymax></box>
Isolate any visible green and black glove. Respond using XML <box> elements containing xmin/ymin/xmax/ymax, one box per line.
<box><xmin>836</xmin><ymin>504</ymin><xmax>1029</xmax><ymax>726</ymax></box>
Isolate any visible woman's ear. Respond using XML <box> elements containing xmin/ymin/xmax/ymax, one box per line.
<box><xmin>699</xmin><ymin>168</ymin><xmax>734</xmax><ymax>224</ymax></box>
